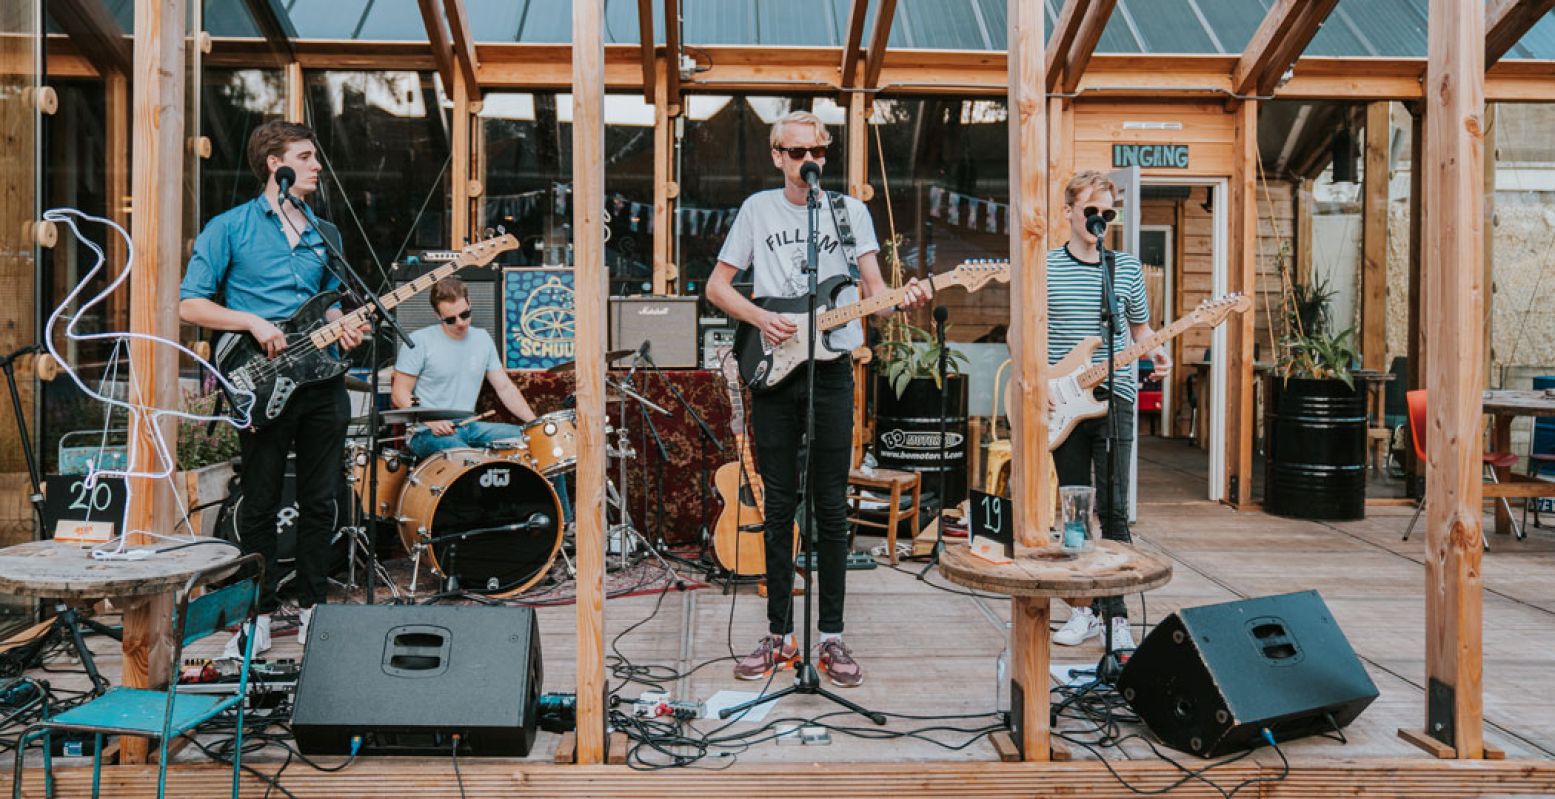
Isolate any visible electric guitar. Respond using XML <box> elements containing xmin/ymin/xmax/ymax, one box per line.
<box><xmin>215</xmin><ymin>233</ymin><xmax>518</xmax><ymax>431</ymax></box>
<box><xmin>711</xmin><ymin>352</ymin><xmax>798</xmax><ymax>576</ymax></box>
<box><xmin>1047</xmin><ymin>293</ymin><xmax>1251</xmax><ymax>450</ymax></box>
<box><xmin>733</xmin><ymin>259</ymin><xmax>1010</xmax><ymax>392</ymax></box>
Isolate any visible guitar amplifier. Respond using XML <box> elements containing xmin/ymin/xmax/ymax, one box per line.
<box><xmin>609</xmin><ymin>296</ymin><xmax>699</xmax><ymax>368</ymax></box>
<box><xmin>701</xmin><ymin>319</ymin><xmax>737</xmax><ymax>370</ymax></box>
<box><xmin>392</xmin><ymin>258</ymin><xmax>500</xmax><ymax>350</ymax></box>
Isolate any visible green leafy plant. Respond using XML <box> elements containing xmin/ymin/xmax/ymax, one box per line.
<box><xmin>1276</xmin><ymin>275</ymin><xmax>1357</xmax><ymax>389</ymax></box>
<box><xmin>873</xmin><ymin>321</ymin><xmax>970</xmax><ymax>399</ymax></box>
<box><xmin>176</xmin><ymin>391</ymin><xmax>241</xmax><ymax>471</ymax></box>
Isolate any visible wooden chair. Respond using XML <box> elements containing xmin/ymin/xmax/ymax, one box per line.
<box><xmin>846</xmin><ymin>468</ymin><xmax>921</xmax><ymax>564</ymax></box>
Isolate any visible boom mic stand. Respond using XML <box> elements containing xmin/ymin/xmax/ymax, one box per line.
<box><xmin>0</xmin><ymin>345</ymin><xmax>46</xmax><ymax>532</ymax></box>
<box><xmin>917</xmin><ymin>306</ymin><xmax>953</xmax><ymax>578</ymax></box>
<box><xmin>720</xmin><ymin>166</ymin><xmax>885</xmax><ymax>726</ymax></box>
<box><xmin>1093</xmin><ymin>216</ymin><xmax>1125</xmax><ymax>683</ymax></box>
<box><xmin>641</xmin><ymin>346</ymin><xmax>726</xmax><ymax>572</ymax></box>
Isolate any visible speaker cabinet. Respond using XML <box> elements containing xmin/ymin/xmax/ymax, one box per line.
<box><xmin>392</xmin><ymin>259</ymin><xmax>500</xmax><ymax>352</ymax></box>
<box><xmin>292</xmin><ymin>604</ymin><xmax>542</xmax><ymax>757</ymax></box>
<box><xmin>609</xmin><ymin>296</ymin><xmax>699</xmax><ymax>368</ymax></box>
<box><xmin>1117</xmin><ymin>590</ymin><xmax>1377</xmax><ymax>757</ymax></box>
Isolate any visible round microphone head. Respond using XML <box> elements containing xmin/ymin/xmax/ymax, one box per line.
<box><xmin>1085</xmin><ymin>213</ymin><xmax>1108</xmax><ymax>237</ymax></box>
<box><xmin>933</xmin><ymin>305</ymin><xmax>949</xmax><ymax>323</ymax></box>
<box><xmin>274</xmin><ymin>165</ymin><xmax>297</xmax><ymax>187</ymax></box>
<box><xmin>799</xmin><ymin>161</ymin><xmax>822</xmax><ymax>183</ymax></box>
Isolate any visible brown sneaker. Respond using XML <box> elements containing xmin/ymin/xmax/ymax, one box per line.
<box><xmin>733</xmin><ymin>635</ymin><xmax>799</xmax><ymax>681</ymax></box>
<box><xmin>818</xmin><ymin>638</ymin><xmax>863</xmax><ymax>688</ymax></box>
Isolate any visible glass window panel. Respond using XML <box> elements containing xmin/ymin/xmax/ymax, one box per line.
<box><xmin>354</xmin><ymin>1</ymin><xmax>433</xmax><ymax>41</ymax></box>
<box><xmin>1126</xmin><ymin>0</ymin><xmax>1219</xmax><ymax>54</ymax></box>
<box><xmin>1179</xmin><ymin>0</ymin><xmax>1267</xmax><ymax>55</ymax></box>
<box><xmin>283</xmin><ymin>0</ymin><xmax>369</xmax><ymax>39</ymax></box>
<box><xmin>204</xmin><ymin>0</ymin><xmax>263</xmax><ymax>38</ymax></box>
<box><xmin>200</xmin><ymin>69</ymin><xmax>285</xmax><ymax>220</ymax></box>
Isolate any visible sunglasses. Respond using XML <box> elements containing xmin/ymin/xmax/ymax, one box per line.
<box><xmin>776</xmin><ymin>146</ymin><xmax>828</xmax><ymax>160</ymax></box>
<box><xmin>1083</xmin><ymin>206</ymin><xmax>1118</xmax><ymax>223</ymax></box>
<box><xmin>440</xmin><ymin>309</ymin><xmax>472</xmax><ymax>325</ymax></box>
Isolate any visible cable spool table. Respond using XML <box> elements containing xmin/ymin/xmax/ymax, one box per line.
<box><xmin>939</xmin><ymin>539</ymin><xmax>1172</xmax><ymax>761</ymax></box>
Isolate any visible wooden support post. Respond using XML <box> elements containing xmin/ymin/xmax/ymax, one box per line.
<box><xmin>451</xmin><ymin>69</ymin><xmax>472</xmax><ymax>247</ymax></box>
<box><xmin>123</xmin><ymin>0</ymin><xmax>187</xmax><ymax>765</ymax></box>
<box><xmin>105</xmin><ymin>71</ymin><xmax>130</xmax><ymax>332</ymax></box>
<box><xmin>0</xmin><ymin>0</ymin><xmax>40</xmax><ymax>489</ymax></box>
<box><xmin>651</xmin><ymin>56</ymin><xmax>678</xmax><ymax>295</ymax></box>
<box><xmin>847</xmin><ymin>91</ymin><xmax>870</xmax><ymax>467</ymax></box>
<box><xmin>284</xmin><ymin>61</ymin><xmax>304</xmax><ymax>123</ymax></box>
<box><xmin>1224</xmin><ymin>99</ymin><xmax>1258</xmax><ymax>509</ymax></box>
<box><xmin>1360</xmin><ymin>101</ymin><xmax>1390</xmax><ymax>372</ymax></box>
<box><xmin>571</xmin><ymin>0</ymin><xmax>608</xmax><ymax>766</ymax></box>
<box><xmin>1406</xmin><ymin>105</ymin><xmax>1425</xmax><ymax>482</ymax></box>
<box><xmin>1007</xmin><ymin>0</ymin><xmax>1049</xmax><ymax>548</ymax></box>
<box><xmin>1009</xmin><ymin>596</ymin><xmax>1050</xmax><ymax>760</ymax></box>
<box><xmin>1402</xmin><ymin>0</ymin><xmax>1487</xmax><ymax>761</ymax></box>
<box><xmin>1294</xmin><ymin>177</ymin><xmax>1313</xmax><ymax>288</ymax></box>
<box><xmin>1484</xmin><ymin>103</ymin><xmax>1496</xmax><ymax>386</ymax></box>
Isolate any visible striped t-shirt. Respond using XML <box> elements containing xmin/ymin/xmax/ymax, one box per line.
<box><xmin>1046</xmin><ymin>245</ymin><xmax>1151</xmax><ymax>402</ymax></box>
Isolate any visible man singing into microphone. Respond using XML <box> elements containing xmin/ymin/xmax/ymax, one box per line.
<box><xmin>180</xmin><ymin>120</ymin><xmax>365</xmax><ymax>656</ymax></box>
<box><xmin>706</xmin><ymin>110</ymin><xmax>928</xmax><ymax>687</ymax></box>
<box><xmin>1047</xmin><ymin>170</ymin><xmax>1171</xmax><ymax>651</ymax></box>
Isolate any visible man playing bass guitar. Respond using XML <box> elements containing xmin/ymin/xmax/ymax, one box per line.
<box><xmin>179</xmin><ymin>121</ymin><xmax>366</xmax><ymax>657</ymax></box>
<box><xmin>705</xmin><ymin>110</ymin><xmax>928</xmax><ymax>687</ymax></box>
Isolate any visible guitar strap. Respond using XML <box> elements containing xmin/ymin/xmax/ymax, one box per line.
<box><xmin>824</xmin><ymin>191</ymin><xmax>862</xmax><ymax>282</ymax></box>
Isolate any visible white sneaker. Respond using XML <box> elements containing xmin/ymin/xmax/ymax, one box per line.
<box><xmin>221</xmin><ymin>613</ymin><xmax>271</xmax><ymax>660</ymax></box>
<box><xmin>298</xmin><ymin>607</ymin><xmax>314</xmax><ymax>647</ymax></box>
<box><xmin>1053</xmin><ymin>606</ymin><xmax>1101</xmax><ymax>646</ymax></box>
<box><xmin>1108</xmin><ymin>617</ymin><xmax>1136</xmax><ymax>651</ymax></box>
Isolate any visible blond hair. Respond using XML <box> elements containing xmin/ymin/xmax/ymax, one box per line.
<box><xmin>769</xmin><ymin>110</ymin><xmax>833</xmax><ymax>149</ymax></box>
<box><xmin>1064</xmin><ymin>170</ymin><xmax>1118</xmax><ymax>206</ymax></box>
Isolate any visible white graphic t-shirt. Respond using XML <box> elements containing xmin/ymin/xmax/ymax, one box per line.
<box><xmin>717</xmin><ymin>189</ymin><xmax>880</xmax><ymax>353</ymax></box>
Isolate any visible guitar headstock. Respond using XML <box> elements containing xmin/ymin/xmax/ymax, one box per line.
<box><xmin>717</xmin><ymin>350</ymin><xmax>745</xmax><ymax>432</ymax></box>
<box><xmin>945</xmin><ymin>259</ymin><xmax>1011</xmax><ymax>292</ymax></box>
<box><xmin>1189</xmin><ymin>292</ymin><xmax>1253</xmax><ymax>325</ymax></box>
<box><xmin>458</xmin><ymin>228</ymin><xmax>521</xmax><ymax>269</ymax></box>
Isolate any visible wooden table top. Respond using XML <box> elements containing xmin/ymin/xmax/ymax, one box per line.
<box><xmin>1483</xmin><ymin>389</ymin><xmax>1555</xmax><ymax>417</ymax></box>
<box><xmin>938</xmin><ymin>539</ymin><xmax>1172</xmax><ymax>599</ymax></box>
<box><xmin>0</xmin><ymin>539</ymin><xmax>241</xmax><ymax>601</ymax></box>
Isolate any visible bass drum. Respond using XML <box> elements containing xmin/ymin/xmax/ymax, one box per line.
<box><xmin>397</xmin><ymin>449</ymin><xmax>563</xmax><ymax>597</ymax></box>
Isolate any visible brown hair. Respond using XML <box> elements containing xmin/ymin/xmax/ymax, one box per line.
<box><xmin>1064</xmin><ymin>170</ymin><xmax>1118</xmax><ymax>206</ymax></box>
<box><xmin>246</xmin><ymin>120</ymin><xmax>317</xmax><ymax>182</ymax></box>
<box><xmin>430</xmin><ymin>277</ymin><xmax>469</xmax><ymax>309</ymax></box>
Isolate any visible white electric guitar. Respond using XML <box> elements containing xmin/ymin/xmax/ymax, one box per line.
<box><xmin>1047</xmin><ymin>293</ymin><xmax>1252</xmax><ymax>450</ymax></box>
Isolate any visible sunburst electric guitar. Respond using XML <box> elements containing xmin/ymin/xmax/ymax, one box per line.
<box><xmin>734</xmin><ymin>260</ymin><xmax>1010</xmax><ymax>392</ymax></box>
<box><xmin>1047</xmin><ymin>293</ymin><xmax>1252</xmax><ymax>450</ymax></box>
<box><xmin>215</xmin><ymin>233</ymin><xmax>518</xmax><ymax>430</ymax></box>
<box><xmin>711</xmin><ymin>352</ymin><xmax>799</xmax><ymax>576</ymax></box>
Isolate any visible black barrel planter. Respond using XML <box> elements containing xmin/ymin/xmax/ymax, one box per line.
<box><xmin>1264</xmin><ymin>376</ymin><xmax>1367</xmax><ymax>520</ymax></box>
<box><xmin>873</xmin><ymin>374</ymin><xmax>969</xmax><ymax>505</ymax></box>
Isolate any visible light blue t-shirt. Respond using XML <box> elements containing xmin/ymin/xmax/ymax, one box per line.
<box><xmin>394</xmin><ymin>325</ymin><xmax>502</xmax><ymax>412</ymax></box>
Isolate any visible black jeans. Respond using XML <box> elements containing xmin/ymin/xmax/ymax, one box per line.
<box><xmin>752</xmin><ymin>359</ymin><xmax>853</xmax><ymax>636</ymax></box>
<box><xmin>237</xmin><ymin>377</ymin><xmax>349</xmax><ymax>612</ymax></box>
<box><xmin>1052</xmin><ymin>396</ymin><xmax>1135</xmax><ymax>620</ymax></box>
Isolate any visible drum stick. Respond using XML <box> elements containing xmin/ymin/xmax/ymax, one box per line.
<box><xmin>456</xmin><ymin>410</ymin><xmax>496</xmax><ymax>428</ymax></box>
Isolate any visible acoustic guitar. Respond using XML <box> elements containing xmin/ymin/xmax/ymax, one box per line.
<box><xmin>710</xmin><ymin>352</ymin><xmax>798</xmax><ymax>575</ymax></box>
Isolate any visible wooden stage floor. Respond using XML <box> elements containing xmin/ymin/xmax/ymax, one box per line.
<box><xmin>5</xmin><ymin>437</ymin><xmax>1555</xmax><ymax>797</ymax></box>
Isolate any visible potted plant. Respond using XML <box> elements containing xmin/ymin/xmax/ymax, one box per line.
<box><xmin>870</xmin><ymin>238</ymin><xmax>973</xmax><ymax>504</ymax></box>
<box><xmin>1265</xmin><ymin>275</ymin><xmax>1367</xmax><ymax>520</ymax></box>
<box><xmin>176</xmin><ymin>390</ymin><xmax>242</xmax><ymax>537</ymax></box>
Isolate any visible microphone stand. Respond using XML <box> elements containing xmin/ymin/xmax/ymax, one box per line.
<box><xmin>0</xmin><ymin>345</ymin><xmax>45</xmax><ymax>531</ymax></box>
<box><xmin>624</xmin><ymin>347</ymin><xmax>670</xmax><ymax>555</ymax></box>
<box><xmin>642</xmin><ymin>347</ymin><xmax>725</xmax><ymax>572</ymax></box>
<box><xmin>917</xmin><ymin>306</ymin><xmax>953</xmax><ymax>578</ymax></box>
<box><xmin>720</xmin><ymin>169</ymin><xmax>886</xmax><ymax>726</ymax></box>
<box><xmin>1095</xmin><ymin>223</ymin><xmax>1124</xmax><ymax>682</ymax></box>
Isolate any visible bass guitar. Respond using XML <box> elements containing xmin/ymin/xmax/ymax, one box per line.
<box><xmin>1047</xmin><ymin>293</ymin><xmax>1251</xmax><ymax>449</ymax></box>
<box><xmin>711</xmin><ymin>351</ymin><xmax>798</xmax><ymax>575</ymax></box>
<box><xmin>733</xmin><ymin>259</ymin><xmax>1009</xmax><ymax>392</ymax></box>
<box><xmin>215</xmin><ymin>233</ymin><xmax>518</xmax><ymax>430</ymax></box>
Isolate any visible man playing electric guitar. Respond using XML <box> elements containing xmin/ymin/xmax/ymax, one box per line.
<box><xmin>706</xmin><ymin>110</ymin><xmax>929</xmax><ymax>687</ymax></box>
<box><xmin>1047</xmin><ymin>170</ymin><xmax>1172</xmax><ymax>651</ymax></box>
<box><xmin>179</xmin><ymin>121</ymin><xmax>367</xmax><ymax>657</ymax></box>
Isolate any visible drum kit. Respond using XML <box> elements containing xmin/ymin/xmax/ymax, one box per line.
<box><xmin>337</xmin><ymin>373</ymin><xmax>672</xmax><ymax>600</ymax></box>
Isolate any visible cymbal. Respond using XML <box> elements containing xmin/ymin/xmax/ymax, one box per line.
<box><xmin>350</xmin><ymin>407</ymin><xmax>470</xmax><ymax>426</ymax></box>
<box><xmin>546</xmin><ymin>349</ymin><xmax>637</xmax><ymax>373</ymax></box>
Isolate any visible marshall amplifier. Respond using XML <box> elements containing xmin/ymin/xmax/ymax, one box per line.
<box><xmin>609</xmin><ymin>296</ymin><xmax>699</xmax><ymax>368</ymax></box>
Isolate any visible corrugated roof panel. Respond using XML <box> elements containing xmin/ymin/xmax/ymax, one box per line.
<box><xmin>1180</xmin><ymin>0</ymin><xmax>1269</xmax><ymax>53</ymax></box>
<box><xmin>284</xmin><ymin>0</ymin><xmax>366</xmax><ymax>40</ymax></box>
<box><xmin>1124</xmin><ymin>0</ymin><xmax>1220</xmax><ymax>53</ymax></box>
<box><xmin>890</xmin><ymin>0</ymin><xmax>993</xmax><ymax>50</ymax></box>
<box><xmin>1097</xmin><ymin>4</ymin><xmax>1141</xmax><ymax>52</ymax></box>
<box><xmin>759</xmin><ymin>0</ymin><xmax>841</xmax><ymax>46</ymax></box>
<box><xmin>1302</xmin><ymin>5</ymin><xmax>1370</xmax><ymax>56</ymax></box>
<box><xmin>514</xmin><ymin>0</ymin><xmax>571</xmax><ymax>43</ymax></box>
<box><xmin>353</xmin><ymin>1</ymin><xmax>427</xmax><ymax>40</ymax></box>
<box><xmin>681</xmin><ymin>0</ymin><xmax>756</xmax><ymax>44</ymax></box>
<box><xmin>1337</xmin><ymin>0</ymin><xmax>1426</xmax><ymax>57</ymax></box>
<box><xmin>1509</xmin><ymin>11</ymin><xmax>1555</xmax><ymax>60</ymax></box>
<box><xmin>206</xmin><ymin>0</ymin><xmax>263</xmax><ymax>38</ymax></box>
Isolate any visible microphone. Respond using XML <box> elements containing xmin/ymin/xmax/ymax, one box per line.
<box><xmin>799</xmin><ymin>161</ymin><xmax>822</xmax><ymax>195</ymax></box>
<box><xmin>933</xmin><ymin>305</ymin><xmax>948</xmax><ymax>346</ymax></box>
<box><xmin>274</xmin><ymin>165</ymin><xmax>302</xmax><ymax>208</ymax></box>
<box><xmin>1085</xmin><ymin>211</ymin><xmax>1109</xmax><ymax>238</ymax></box>
<box><xmin>522</xmin><ymin>511</ymin><xmax>552</xmax><ymax>530</ymax></box>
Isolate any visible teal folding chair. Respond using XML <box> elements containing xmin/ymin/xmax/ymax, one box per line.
<box><xmin>12</xmin><ymin>552</ymin><xmax>263</xmax><ymax>799</ymax></box>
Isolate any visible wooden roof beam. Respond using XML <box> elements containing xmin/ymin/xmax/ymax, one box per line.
<box><xmin>416</xmin><ymin>0</ymin><xmax>456</xmax><ymax>96</ymax></box>
<box><xmin>638</xmin><ymin>0</ymin><xmax>656</xmax><ymax>103</ymax></box>
<box><xmin>48</xmin><ymin>0</ymin><xmax>132</xmax><ymax>76</ymax></box>
<box><xmin>1045</xmin><ymin>0</ymin><xmax>1089</xmax><ymax>93</ymax></box>
<box><xmin>860</xmin><ymin>0</ymin><xmax>899</xmax><ymax>97</ymax></box>
<box><xmin>839</xmin><ymin>0</ymin><xmax>869</xmax><ymax>94</ymax></box>
<box><xmin>1487</xmin><ymin>0</ymin><xmax>1555</xmax><ymax>67</ymax></box>
<box><xmin>443</xmin><ymin>0</ymin><xmax>482</xmax><ymax>101</ymax></box>
<box><xmin>1233</xmin><ymin>0</ymin><xmax>1338</xmax><ymax>98</ymax></box>
<box><xmin>664</xmin><ymin>0</ymin><xmax>682</xmax><ymax>107</ymax></box>
<box><xmin>241</xmin><ymin>0</ymin><xmax>297</xmax><ymax>65</ymax></box>
<box><xmin>1058</xmin><ymin>0</ymin><xmax>1116</xmax><ymax>95</ymax></box>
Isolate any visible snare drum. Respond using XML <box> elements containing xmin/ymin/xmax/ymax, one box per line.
<box><xmin>396</xmin><ymin>448</ymin><xmax>563</xmax><ymax>597</ymax></box>
<box><xmin>519</xmin><ymin>410</ymin><xmax>579</xmax><ymax>476</ymax></box>
<box><xmin>346</xmin><ymin>443</ymin><xmax>412</xmax><ymax>519</ymax></box>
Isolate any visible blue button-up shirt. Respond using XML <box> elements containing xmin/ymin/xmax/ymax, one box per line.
<box><xmin>180</xmin><ymin>195</ymin><xmax>341</xmax><ymax>321</ymax></box>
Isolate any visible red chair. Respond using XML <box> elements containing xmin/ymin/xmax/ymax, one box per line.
<box><xmin>1401</xmin><ymin>389</ymin><xmax>1513</xmax><ymax>546</ymax></box>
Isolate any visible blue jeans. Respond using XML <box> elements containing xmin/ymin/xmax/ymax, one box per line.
<box><xmin>409</xmin><ymin>420</ymin><xmax>573</xmax><ymax>522</ymax></box>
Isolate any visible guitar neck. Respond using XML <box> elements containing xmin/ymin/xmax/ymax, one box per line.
<box><xmin>310</xmin><ymin>260</ymin><xmax>468</xmax><ymax>347</ymax></box>
<box><xmin>1076</xmin><ymin>312</ymin><xmax>1199</xmax><ymax>388</ymax></box>
<box><xmin>815</xmin><ymin>270</ymin><xmax>962</xmax><ymax>333</ymax></box>
<box><xmin>733</xmin><ymin>433</ymin><xmax>765</xmax><ymax>507</ymax></box>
